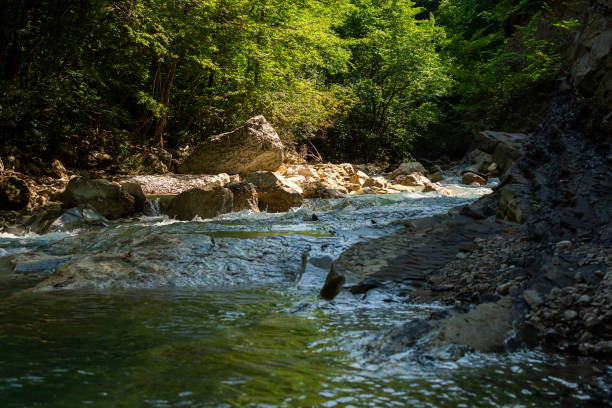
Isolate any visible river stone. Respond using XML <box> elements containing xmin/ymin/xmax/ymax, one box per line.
<box><xmin>165</xmin><ymin>185</ymin><xmax>233</xmax><ymax>220</ymax></box>
<box><xmin>60</xmin><ymin>177</ymin><xmax>135</xmax><ymax>219</ymax></box>
<box><xmin>121</xmin><ymin>182</ymin><xmax>147</xmax><ymax>213</ymax></box>
<box><xmin>301</xmin><ymin>181</ymin><xmax>344</xmax><ymax>199</ymax></box>
<box><xmin>393</xmin><ymin>172</ymin><xmax>430</xmax><ymax>187</ymax></box>
<box><xmin>224</xmin><ymin>182</ymin><xmax>259</xmax><ymax>212</ymax></box>
<box><xmin>49</xmin><ymin>159</ymin><xmax>68</xmax><ymax>179</ymax></box>
<box><xmin>178</xmin><ymin>116</ymin><xmax>284</xmax><ymax>176</ymax></box>
<box><xmin>244</xmin><ymin>171</ymin><xmax>303</xmax><ymax>212</ymax></box>
<box><xmin>496</xmin><ymin>184</ymin><xmax>530</xmax><ymax>223</ymax></box>
<box><xmin>0</xmin><ymin>176</ymin><xmax>31</xmax><ymax>210</ymax></box>
<box><xmin>471</xmin><ymin>131</ymin><xmax>526</xmax><ymax>175</ymax></box>
<box><xmin>390</xmin><ymin>162</ymin><xmax>427</xmax><ymax>179</ymax></box>
<box><xmin>461</xmin><ymin>172</ymin><xmax>487</xmax><ymax>186</ymax></box>
<box><xmin>438</xmin><ymin>297</ymin><xmax>517</xmax><ymax>353</ymax></box>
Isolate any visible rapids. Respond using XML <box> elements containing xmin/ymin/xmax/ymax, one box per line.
<box><xmin>0</xmin><ymin>180</ymin><xmax>609</xmax><ymax>407</ymax></box>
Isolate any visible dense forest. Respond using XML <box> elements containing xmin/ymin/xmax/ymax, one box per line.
<box><xmin>0</xmin><ymin>0</ymin><xmax>579</xmax><ymax>168</ymax></box>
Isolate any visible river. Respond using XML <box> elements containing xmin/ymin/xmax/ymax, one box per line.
<box><xmin>0</xmin><ymin>181</ymin><xmax>609</xmax><ymax>407</ymax></box>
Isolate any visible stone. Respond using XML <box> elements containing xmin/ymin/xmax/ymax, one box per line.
<box><xmin>224</xmin><ymin>182</ymin><xmax>259</xmax><ymax>212</ymax></box>
<box><xmin>390</xmin><ymin>162</ymin><xmax>427</xmax><ymax>179</ymax></box>
<box><xmin>462</xmin><ymin>172</ymin><xmax>486</xmax><ymax>186</ymax></box>
<box><xmin>523</xmin><ymin>289</ymin><xmax>543</xmax><ymax>309</ymax></box>
<box><xmin>348</xmin><ymin>170</ymin><xmax>369</xmax><ymax>186</ymax></box>
<box><xmin>354</xmin><ymin>187</ymin><xmax>377</xmax><ymax>195</ymax></box>
<box><xmin>133</xmin><ymin>147</ymin><xmax>173</xmax><ymax>174</ymax></box>
<box><xmin>496</xmin><ymin>184</ymin><xmax>530</xmax><ymax>223</ymax></box>
<box><xmin>556</xmin><ymin>240</ymin><xmax>572</xmax><ymax>250</ymax></box>
<box><xmin>338</xmin><ymin>163</ymin><xmax>355</xmax><ymax>175</ymax></box>
<box><xmin>0</xmin><ymin>176</ymin><xmax>31</xmax><ymax>210</ymax></box>
<box><xmin>471</xmin><ymin>131</ymin><xmax>526</xmax><ymax>175</ymax></box>
<box><xmin>438</xmin><ymin>297</ymin><xmax>517</xmax><ymax>353</ymax></box>
<box><xmin>363</xmin><ymin>176</ymin><xmax>387</xmax><ymax>188</ymax></box>
<box><xmin>178</xmin><ymin>116</ymin><xmax>284</xmax><ymax>176</ymax></box>
<box><xmin>394</xmin><ymin>172</ymin><xmax>430</xmax><ymax>187</ymax></box>
<box><xmin>468</xmin><ymin>149</ymin><xmax>493</xmax><ymax>173</ymax></box>
<box><xmin>60</xmin><ymin>177</ymin><xmax>135</xmax><ymax>219</ymax></box>
<box><xmin>121</xmin><ymin>182</ymin><xmax>147</xmax><ymax>213</ymax></box>
<box><xmin>563</xmin><ymin>310</ymin><xmax>578</xmax><ymax>320</ymax></box>
<box><xmin>49</xmin><ymin>159</ymin><xmax>68</xmax><ymax>179</ymax></box>
<box><xmin>429</xmin><ymin>171</ymin><xmax>443</xmax><ymax>183</ymax></box>
<box><xmin>302</xmin><ymin>181</ymin><xmax>345</xmax><ymax>199</ymax></box>
<box><xmin>297</xmin><ymin>165</ymin><xmax>319</xmax><ymax>179</ymax></box>
<box><xmin>422</xmin><ymin>182</ymin><xmax>451</xmax><ymax>195</ymax></box>
<box><xmin>244</xmin><ymin>171</ymin><xmax>303</xmax><ymax>212</ymax></box>
<box><xmin>388</xmin><ymin>184</ymin><xmax>416</xmax><ymax>193</ymax></box>
<box><xmin>0</xmin><ymin>156</ymin><xmax>3</xmax><ymax>173</ymax></box>
<box><xmin>48</xmin><ymin>204</ymin><xmax>109</xmax><ymax>232</ymax></box>
<box><xmin>89</xmin><ymin>152</ymin><xmax>113</xmax><ymax>167</ymax></box>
<box><xmin>165</xmin><ymin>185</ymin><xmax>233</xmax><ymax>220</ymax></box>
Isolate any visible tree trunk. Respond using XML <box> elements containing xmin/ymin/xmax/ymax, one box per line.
<box><xmin>152</xmin><ymin>61</ymin><xmax>177</xmax><ymax>149</ymax></box>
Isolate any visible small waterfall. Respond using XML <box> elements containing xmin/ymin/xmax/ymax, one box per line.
<box><xmin>143</xmin><ymin>197</ymin><xmax>162</xmax><ymax>216</ymax></box>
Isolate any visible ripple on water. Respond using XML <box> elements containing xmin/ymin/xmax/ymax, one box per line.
<box><xmin>0</xmin><ymin>181</ymin><xmax>609</xmax><ymax>407</ymax></box>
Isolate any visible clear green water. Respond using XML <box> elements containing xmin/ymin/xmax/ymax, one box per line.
<box><xmin>0</xmin><ymin>286</ymin><xmax>608</xmax><ymax>407</ymax></box>
<box><xmin>0</xmin><ymin>186</ymin><xmax>610</xmax><ymax>407</ymax></box>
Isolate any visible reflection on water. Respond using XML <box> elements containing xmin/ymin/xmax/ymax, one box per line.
<box><xmin>0</xmin><ymin>184</ymin><xmax>610</xmax><ymax>406</ymax></box>
<box><xmin>0</xmin><ymin>287</ymin><xmax>609</xmax><ymax>407</ymax></box>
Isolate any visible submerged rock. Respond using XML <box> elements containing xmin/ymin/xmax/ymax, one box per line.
<box><xmin>30</xmin><ymin>224</ymin><xmax>305</xmax><ymax>291</ymax></box>
<box><xmin>178</xmin><ymin>116</ymin><xmax>284</xmax><ymax>176</ymax></box>
<box><xmin>60</xmin><ymin>177</ymin><xmax>135</xmax><ymax>219</ymax></box>
<box><xmin>165</xmin><ymin>185</ymin><xmax>233</xmax><ymax>220</ymax></box>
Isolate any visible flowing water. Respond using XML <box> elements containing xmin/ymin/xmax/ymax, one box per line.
<box><xmin>0</xmin><ymin>181</ymin><xmax>610</xmax><ymax>407</ymax></box>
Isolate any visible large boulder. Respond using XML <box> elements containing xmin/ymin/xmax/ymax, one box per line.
<box><xmin>165</xmin><ymin>185</ymin><xmax>233</xmax><ymax>220</ymax></box>
<box><xmin>470</xmin><ymin>131</ymin><xmax>526</xmax><ymax>176</ymax></box>
<box><xmin>178</xmin><ymin>116</ymin><xmax>284</xmax><ymax>176</ymax></box>
<box><xmin>0</xmin><ymin>176</ymin><xmax>31</xmax><ymax>210</ymax></box>
<box><xmin>390</xmin><ymin>161</ymin><xmax>427</xmax><ymax>179</ymax></box>
<box><xmin>224</xmin><ymin>182</ymin><xmax>259</xmax><ymax>212</ymax></box>
<box><xmin>244</xmin><ymin>171</ymin><xmax>303</xmax><ymax>212</ymax></box>
<box><xmin>60</xmin><ymin>177</ymin><xmax>135</xmax><ymax>219</ymax></box>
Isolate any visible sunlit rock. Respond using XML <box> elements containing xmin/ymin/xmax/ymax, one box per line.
<box><xmin>178</xmin><ymin>116</ymin><xmax>284</xmax><ymax>176</ymax></box>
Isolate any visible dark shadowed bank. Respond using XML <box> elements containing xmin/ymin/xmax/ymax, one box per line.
<box><xmin>321</xmin><ymin>1</ymin><xmax>612</xmax><ymax>359</ymax></box>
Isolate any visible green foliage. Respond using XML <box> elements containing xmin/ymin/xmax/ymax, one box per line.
<box><xmin>322</xmin><ymin>0</ymin><xmax>450</xmax><ymax>163</ymax></box>
<box><xmin>432</xmin><ymin>0</ymin><xmax>578</xmax><ymax>148</ymax></box>
<box><xmin>0</xmin><ymin>0</ymin><xmax>580</xmax><ymax>166</ymax></box>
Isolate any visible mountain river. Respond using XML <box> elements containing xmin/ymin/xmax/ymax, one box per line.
<box><xmin>0</xmin><ymin>180</ymin><xmax>609</xmax><ymax>407</ymax></box>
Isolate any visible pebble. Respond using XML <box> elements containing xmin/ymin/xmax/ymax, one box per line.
<box><xmin>563</xmin><ymin>310</ymin><xmax>578</xmax><ymax>320</ymax></box>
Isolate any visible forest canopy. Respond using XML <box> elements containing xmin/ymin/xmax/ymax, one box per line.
<box><xmin>0</xmin><ymin>0</ymin><xmax>579</xmax><ymax>166</ymax></box>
